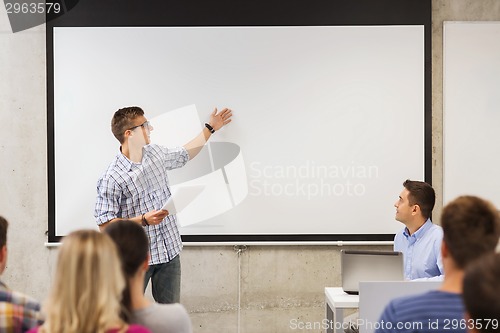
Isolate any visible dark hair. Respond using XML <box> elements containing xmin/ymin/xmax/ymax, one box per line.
<box><xmin>111</xmin><ymin>106</ymin><xmax>145</xmax><ymax>144</ymax></box>
<box><xmin>441</xmin><ymin>196</ymin><xmax>500</xmax><ymax>269</ymax></box>
<box><xmin>0</xmin><ymin>216</ymin><xmax>7</xmax><ymax>248</ymax></box>
<box><xmin>104</xmin><ymin>220</ymin><xmax>149</xmax><ymax>320</ymax></box>
<box><xmin>402</xmin><ymin>179</ymin><xmax>435</xmax><ymax>220</ymax></box>
<box><xmin>463</xmin><ymin>253</ymin><xmax>500</xmax><ymax>333</ymax></box>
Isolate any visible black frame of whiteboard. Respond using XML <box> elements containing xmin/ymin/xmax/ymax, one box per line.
<box><xmin>46</xmin><ymin>0</ymin><xmax>432</xmax><ymax>243</ymax></box>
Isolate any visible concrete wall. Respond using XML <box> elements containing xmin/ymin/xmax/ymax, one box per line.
<box><xmin>1</xmin><ymin>1</ymin><xmax>499</xmax><ymax>332</ymax></box>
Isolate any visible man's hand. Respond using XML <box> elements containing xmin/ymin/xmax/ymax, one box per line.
<box><xmin>144</xmin><ymin>209</ymin><xmax>169</xmax><ymax>225</ymax></box>
<box><xmin>183</xmin><ymin>107</ymin><xmax>233</xmax><ymax>160</ymax></box>
<box><xmin>209</xmin><ymin>107</ymin><xmax>232</xmax><ymax>131</ymax></box>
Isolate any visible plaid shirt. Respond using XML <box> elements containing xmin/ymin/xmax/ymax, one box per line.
<box><xmin>95</xmin><ymin>144</ymin><xmax>189</xmax><ymax>265</ymax></box>
<box><xmin>0</xmin><ymin>281</ymin><xmax>42</xmax><ymax>333</ymax></box>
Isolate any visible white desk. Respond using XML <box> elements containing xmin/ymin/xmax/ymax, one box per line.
<box><xmin>324</xmin><ymin>287</ymin><xmax>359</xmax><ymax>333</ymax></box>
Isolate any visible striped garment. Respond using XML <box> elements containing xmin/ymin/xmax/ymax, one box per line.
<box><xmin>95</xmin><ymin>144</ymin><xmax>189</xmax><ymax>265</ymax></box>
<box><xmin>375</xmin><ymin>290</ymin><xmax>465</xmax><ymax>333</ymax></box>
<box><xmin>0</xmin><ymin>281</ymin><xmax>42</xmax><ymax>333</ymax></box>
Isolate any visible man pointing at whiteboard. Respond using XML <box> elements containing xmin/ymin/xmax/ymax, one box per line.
<box><xmin>94</xmin><ymin>106</ymin><xmax>232</xmax><ymax>304</ymax></box>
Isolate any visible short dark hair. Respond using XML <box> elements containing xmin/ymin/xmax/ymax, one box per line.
<box><xmin>0</xmin><ymin>216</ymin><xmax>8</xmax><ymax>248</ymax></box>
<box><xmin>104</xmin><ymin>220</ymin><xmax>149</xmax><ymax>318</ymax></box>
<box><xmin>441</xmin><ymin>196</ymin><xmax>500</xmax><ymax>269</ymax></box>
<box><xmin>111</xmin><ymin>106</ymin><xmax>145</xmax><ymax>144</ymax></box>
<box><xmin>402</xmin><ymin>179</ymin><xmax>435</xmax><ymax>220</ymax></box>
<box><xmin>463</xmin><ymin>253</ymin><xmax>500</xmax><ymax>333</ymax></box>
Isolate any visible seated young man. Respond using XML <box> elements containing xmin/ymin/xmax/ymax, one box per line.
<box><xmin>345</xmin><ymin>180</ymin><xmax>444</xmax><ymax>333</ymax></box>
<box><xmin>393</xmin><ymin>180</ymin><xmax>443</xmax><ymax>280</ymax></box>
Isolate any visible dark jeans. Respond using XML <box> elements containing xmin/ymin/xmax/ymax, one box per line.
<box><xmin>144</xmin><ymin>254</ymin><xmax>181</xmax><ymax>304</ymax></box>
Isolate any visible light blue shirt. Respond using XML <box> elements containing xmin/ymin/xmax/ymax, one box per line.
<box><xmin>394</xmin><ymin>219</ymin><xmax>444</xmax><ymax>280</ymax></box>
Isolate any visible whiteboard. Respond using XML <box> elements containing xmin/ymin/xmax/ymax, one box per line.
<box><xmin>443</xmin><ymin>22</ymin><xmax>500</xmax><ymax>206</ymax></box>
<box><xmin>46</xmin><ymin>0</ymin><xmax>432</xmax><ymax>243</ymax></box>
<box><xmin>50</xmin><ymin>25</ymin><xmax>426</xmax><ymax>241</ymax></box>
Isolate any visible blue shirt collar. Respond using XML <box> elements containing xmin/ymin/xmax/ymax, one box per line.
<box><xmin>403</xmin><ymin>218</ymin><xmax>433</xmax><ymax>242</ymax></box>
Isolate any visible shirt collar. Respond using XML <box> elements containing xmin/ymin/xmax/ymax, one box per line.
<box><xmin>117</xmin><ymin>145</ymin><xmax>148</xmax><ymax>172</ymax></box>
<box><xmin>116</xmin><ymin>149</ymin><xmax>134</xmax><ymax>172</ymax></box>
<box><xmin>403</xmin><ymin>218</ymin><xmax>433</xmax><ymax>241</ymax></box>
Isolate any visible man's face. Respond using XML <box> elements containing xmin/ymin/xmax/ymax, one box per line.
<box><xmin>127</xmin><ymin>115</ymin><xmax>152</xmax><ymax>146</ymax></box>
<box><xmin>394</xmin><ymin>188</ymin><xmax>415</xmax><ymax>223</ymax></box>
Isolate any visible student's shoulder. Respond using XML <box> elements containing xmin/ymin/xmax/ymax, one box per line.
<box><xmin>388</xmin><ymin>290</ymin><xmax>445</xmax><ymax>313</ymax></box>
<box><xmin>0</xmin><ymin>288</ymin><xmax>41</xmax><ymax>311</ymax></box>
<box><xmin>379</xmin><ymin>292</ymin><xmax>446</xmax><ymax>333</ymax></box>
<box><xmin>154</xmin><ymin>302</ymin><xmax>189</xmax><ymax>317</ymax></box>
<box><xmin>141</xmin><ymin>303</ymin><xmax>191</xmax><ymax>332</ymax></box>
<box><xmin>134</xmin><ymin>302</ymin><xmax>188</xmax><ymax>318</ymax></box>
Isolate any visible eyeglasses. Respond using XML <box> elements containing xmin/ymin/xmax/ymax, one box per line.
<box><xmin>127</xmin><ymin>121</ymin><xmax>152</xmax><ymax>133</ymax></box>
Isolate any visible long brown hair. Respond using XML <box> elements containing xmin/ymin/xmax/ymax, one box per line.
<box><xmin>105</xmin><ymin>220</ymin><xmax>150</xmax><ymax>320</ymax></box>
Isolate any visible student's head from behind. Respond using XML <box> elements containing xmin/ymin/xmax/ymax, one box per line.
<box><xmin>0</xmin><ymin>216</ymin><xmax>7</xmax><ymax>275</ymax></box>
<box><xmin>395</xmin><ymin>179</ymin><xmax>435</xmax><ymax>222</ymax></box>
<box><xmin>42</xmin><ymin>229</ymin><xmax>125</xmax><ymax>333</ymax></box>
<box><xmin>463</xmin><ymin>253</ymin><xmax>500</xmax><ymax>333</ymax></box>
<box><xmin>441</xmin><ymin>196</ymin><xmax>500</xmax><ymax>269</ymax></box>
<box><xmin>104</xmin><ymin>220</ymin><xmax>149</xmax><ymax>315</ymax></box>
<box><xmin>111</xmin><ymin>106</ymin><xmax>147</xmax><ymax>144</ymax></box>
<box><xmin>104</xmin><ymin>220</ymin><xmax>149</xmax><ymax>278</ymax></box>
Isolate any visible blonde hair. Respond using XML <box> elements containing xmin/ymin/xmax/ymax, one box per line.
<box><xmin>40</xmin><ymin>230</ymin><xmax>127</xmax><ymax>333</ymax></box>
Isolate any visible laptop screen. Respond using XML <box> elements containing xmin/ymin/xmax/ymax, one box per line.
<box><xmin>341</xmin><ymin>250</ymin><xmax>404</xmax><ymax>295</ymax></box>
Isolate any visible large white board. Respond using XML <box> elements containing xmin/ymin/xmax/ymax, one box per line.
<box><xmin>52</xmin><ymin>26</ymin><xmax>425</xmax><ymax>240</ymax></box>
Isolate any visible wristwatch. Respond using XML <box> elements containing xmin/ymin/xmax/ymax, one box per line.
<box><xmin>205</xmin><ymin>123</ymin><xmax>215</xmax><ymax>134</ymax></box>
<box><xmin>141</xmin><ymin>213</ymin><xmax>149</xmax><ymax>226</ymax></box>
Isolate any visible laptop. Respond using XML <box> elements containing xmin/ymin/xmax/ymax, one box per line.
<box><xmin>341</xmin><ymin>250</ymin><xmax>404</xmax><ymax>295</ymax></box>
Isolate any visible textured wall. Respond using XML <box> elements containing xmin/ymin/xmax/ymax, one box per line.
<box><xmin>0</xmin><ymin>9</ymin><xmax>58</xmax><ymax>300</ymax></box>
<box><xmin>1</xmin><ymin>1</ymin><xmax>499</xmax><ymax>332</ymax></box>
